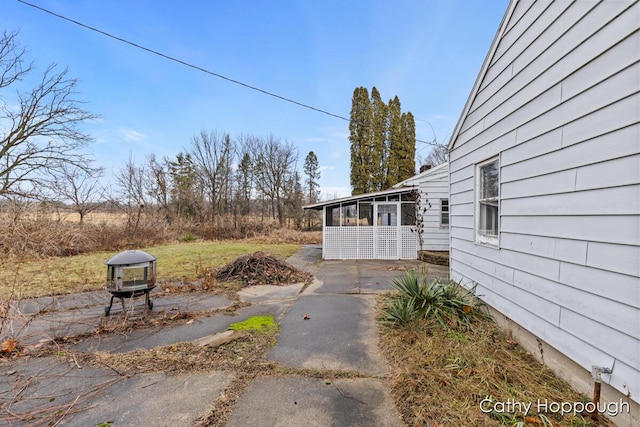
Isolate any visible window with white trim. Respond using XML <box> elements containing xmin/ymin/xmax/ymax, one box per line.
<box><xmin>440</xmin><ymin>199</ymin><xmax>449</xmax><ymax>226</ymax></box>
<box><xmin>476</xmin><ymin>157</ymin><xmax>499</xmax><ymax>246</ymax></box>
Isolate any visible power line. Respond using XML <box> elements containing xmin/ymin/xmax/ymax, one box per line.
<box><xmin>16</xmin><ymin>0</ymin><xmax>348</xmax><ymax>121</ymax></box>
<box><xmin>16</xmin><ymin>0</ymin><xmax>441</xmax><ymax>147</ymax></box>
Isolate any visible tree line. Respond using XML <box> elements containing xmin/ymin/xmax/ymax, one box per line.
<box><xmin>114</xmin><ymin>133</ymin><xmax>322</xmax><ymax>229</ymax></box>
<box><xmin>0</xmin><ymin>30</ymin><xmax>322</xmax><ymax>230</ymax></box>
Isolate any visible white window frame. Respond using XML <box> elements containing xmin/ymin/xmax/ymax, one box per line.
<box><xmin>440</xmin><ymin>199</ymin><xmax>449</xmax><ymax>227</ymax></box>
<box><xmin>475</xmin><ymin>156</ymin><xmax>500</xmax><ymax>247</ymax></box>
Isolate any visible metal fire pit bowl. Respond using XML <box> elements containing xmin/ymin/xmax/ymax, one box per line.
<box><xmin>104</xmin><ymin>250</ymin><xmax>157</xmax><ymax>316</ymax></box>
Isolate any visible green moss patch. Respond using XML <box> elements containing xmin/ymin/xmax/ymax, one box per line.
<box><xmin>228</xmin><ymin>315</ymin><xmax>277</xmax><ymax>334</ymax></box>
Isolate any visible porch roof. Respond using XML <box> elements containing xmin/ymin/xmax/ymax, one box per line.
<box><xmin>303</xmin><ymin>185</ymin><xmax>416</xmax><ymax>211</ymax></box>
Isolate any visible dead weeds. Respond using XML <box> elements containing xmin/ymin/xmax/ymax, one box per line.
<box><xmin>377</xmin><ymin>303</ymin><xmax>614</xmax><ymax>427</ymax></box>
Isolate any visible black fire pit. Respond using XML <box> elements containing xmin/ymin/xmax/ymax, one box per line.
<box><xmin>104</xmin><ymin>250</ymin><xmax>157</xmax><ymax>316</ymax></box>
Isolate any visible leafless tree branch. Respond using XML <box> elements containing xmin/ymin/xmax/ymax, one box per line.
<box><xmin>0</xmin><ymin>31</ymin><xmax>99</xmax><ymax>199</ymax></box>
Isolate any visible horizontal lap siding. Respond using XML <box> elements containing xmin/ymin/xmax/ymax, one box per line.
<box><xmin>415</xmin><ymin>170</ymin><xmax>450</xmax><ymax>252</ymax></box>
<box><xmin>449</xmin><ymin>0</ymin><xmax>640</xmax><ymax>400</ymax></box>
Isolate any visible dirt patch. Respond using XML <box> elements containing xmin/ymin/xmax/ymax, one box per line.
<box><xmin>214</xmin><ymin>252</ymin><xmax>311</xmax><ymax>287</ymax></box>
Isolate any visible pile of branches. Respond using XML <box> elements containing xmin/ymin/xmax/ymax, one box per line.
<box><xmin>215</xmin><ymin>252</ymin><xmax>310</xmax><ymax>287</ymax></box>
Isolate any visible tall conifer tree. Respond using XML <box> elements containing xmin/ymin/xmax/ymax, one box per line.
<box><xmin>349</xmin><ymin>87</ymin><xmax>373</xmax><ymax>195</ymax></box>
<box><xmin>303</xmin><ymin>151</ymin><xmax>321</xmax><ymax>203</ymax></box>
<box><xmin>386</xmin><ymin>96</ymin><xmax>403</xmax><ymax>188</ymax></box>
<box><xmin>371</xmin><ymin>87</ymin><xmax>388</xmax><ymax>191</ymax></box>
<box><xmin>349</xmin><ymin>87</ymin><xmax>416</xmax><ymax>194</ymax></box>
<box><xmin>400</xmin><ymin>112</ymin><xmax>416</xmax><ymax>181</ymax></box>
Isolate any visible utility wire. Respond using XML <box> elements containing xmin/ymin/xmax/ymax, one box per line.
<box><xmin>16</xmin><ymin>0</ymin><xmax>347</xmax><ymax>121</ymax></box>
<box><xmin>16</xmin><ymin>0</ymin><xmax>442</xmax><ymax>147</ymax></box>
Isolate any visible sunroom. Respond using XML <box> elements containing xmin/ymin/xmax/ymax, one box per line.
<box><xmin>304</xmin><ymin>188</ymin><xmax>419</xmax><ymax>260</ymax></box>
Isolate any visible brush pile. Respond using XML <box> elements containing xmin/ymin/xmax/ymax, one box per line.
<box><xmin>215</xmin><ymin>252</ymin><xmax>310</xmax><ymax>287</ymax></box>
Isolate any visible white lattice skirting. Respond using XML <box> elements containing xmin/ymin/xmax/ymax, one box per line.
<box><xmin>323</xmin><ymin>226</ymin><xmax>417</xmax><ymax>260</ymax></box>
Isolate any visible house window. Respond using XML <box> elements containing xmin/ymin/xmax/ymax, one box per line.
<box><xmin>440</xmin><ymin>199</ymin><xmax>449</xmax><ymax>226</ymax></box>
<box><xmin>476</xmin><ymin>157</ymin><xmax>499</xmax><ymax>246</ymax></box>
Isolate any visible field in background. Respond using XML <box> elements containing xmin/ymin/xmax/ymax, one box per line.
<box><xmin>0</xmin><ymin>205</ymin><xmax>320</xmax><ymax>299</ymax></box>
<box><xmin>0</xmin><ymin>241</ymin><xmax>303</xmax><ymax>299</ymax></box>
<box><xmin>0</xmin><ymin>206</ymin><xmax>321</xmax><ymax>258</ymax></box>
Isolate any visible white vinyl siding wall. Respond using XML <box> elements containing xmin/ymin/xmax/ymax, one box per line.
<box><xmin>395</xmin><ymin>163</ymin><xmax>450</xmax><ymax>251</ymax></box>
<box><xmin>448</xmin><ymin>0</ymin><xmax>640</xmax><ymax>402</ymax></box>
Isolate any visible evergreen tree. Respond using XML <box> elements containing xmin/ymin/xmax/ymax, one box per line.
<box><xmin>399</xmin><ymin>112</ymin><xmax>416</xmax><ymax>181</ymax></box>
<box><xmin>349</xmin><ymin>87</ymin><xmax>373</xmax><ymax>195</ymax></box>
<box><xmin>169</xmin><ymin>152</ymin><xmax>199</xmax><ymax>219</ymax></box>
<box><xmin>303</xmin><ymin>151</ymin><xmax>321</xmax><ymax>203</ymax></box>
<box><xmin>235</xmin><ymin>152</ymin><xmax>252</xmax><ymax>215</ymax></box>
<box><xmin>371</xmin><ymin>87</ymin><xmax>388</xmax><ymax>191</ymax></box>
<box><xmin>386</xmin><ymin>96</ymin><xmax>403</xmax><ymax>187</ymax></box>
<box><xmin>349</xmin><ymin>87</ymin><xmax>416</xmax><ymax>193</ymax></box>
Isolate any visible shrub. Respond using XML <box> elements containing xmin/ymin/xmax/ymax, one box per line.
<box><xmin>382</xmin><ymin>271</ymin><xmax>490</xmax><ymax>329</ymax></box>
<box><xmin>180</xmin><ymin>232</ymin><xmax>199</xmax><ymax>242</ymax></box>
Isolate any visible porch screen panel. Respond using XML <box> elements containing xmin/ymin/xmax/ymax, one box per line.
<box><xmin>358</xmin><ymin>202</ymin><xmax>373</xmax><ymax>226</ymax></box>
<box><xmin>377</xmin><ymin>204</ymin><xmax>397</xmax><ymax>226</ymax></box>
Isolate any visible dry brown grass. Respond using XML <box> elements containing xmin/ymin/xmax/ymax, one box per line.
<box><xmin>0</xmin><ymin>213</ymin><xmax>177</xmax><ymax>258</ymax></box>
<box><xmin>243</xmin><ymin>228</ymin><xmax>322</xmax><ymax>245</ymax></box>
<box><xmin>0</xmin><ymin>210</ymin><xmax>321</xmax><ymax>259</ymax></box>
<box><xmin>378</xmin><ymin>308</ymin><xmax>614</xmax><ymax>427</ymax></box>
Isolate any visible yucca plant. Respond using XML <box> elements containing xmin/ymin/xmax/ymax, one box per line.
<box><xmin>382</xmin><ymin>295</ymin><xmax>419</xmax><ymax>324</ymax></box>
<box><xmin>383</xmin><ymin>271</ymin><xmax>490</xmax><ymax>329</ymax></box>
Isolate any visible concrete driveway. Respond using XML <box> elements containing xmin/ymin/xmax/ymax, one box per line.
<box><xmin>1</xmin><ymin>245</ymin><xmax>449</xmax><ymax>426</ymax></box>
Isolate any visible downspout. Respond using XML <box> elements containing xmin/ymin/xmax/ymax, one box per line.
<box><xmin>590</xmin><ymin>365</ymin><xmax>612</xmax><ymax>420</ymax></box>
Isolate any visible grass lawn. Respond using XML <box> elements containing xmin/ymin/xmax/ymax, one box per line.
<box><xmin>0</xmin><ymin>241</ymin><xmax>300</xmax><ymax>298</ymax></box>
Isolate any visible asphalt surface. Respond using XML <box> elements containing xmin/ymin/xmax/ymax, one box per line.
<box><xmin>1</xmin><ymin>245</ymin><xmax>449</xmax><ymax>426</ymax></box>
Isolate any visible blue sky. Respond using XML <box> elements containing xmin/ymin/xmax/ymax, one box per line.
<box><xmin>2</xmin><ymin>0</ymin><xmax>510</xmax><ymax>198</ymax></box>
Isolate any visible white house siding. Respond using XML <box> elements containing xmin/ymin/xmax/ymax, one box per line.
<box><xmin>448</xmin><ymin>0</ymin><xmax>640</xmax><ymax>404</ymax></box>
<box><xmin>394</xmin><ymin>163</ymin><xmax>450</xmax><ymax>251</ymax></box>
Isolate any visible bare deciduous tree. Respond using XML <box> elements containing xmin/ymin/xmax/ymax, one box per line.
<box><xmin>283</xmin><ymin>169</ymin><xmax>304</xmax><ymax>229</ymax></box>
<box><xmin>115</xmin><ymin>153</ymin><xmax>149</xmax><ymax>233</ymax></box>
<box><xmin>46</xmin><ymin>162</ymin><xmax>105</xmax><ymax>224</ymax></box>
<box><xmin>0</xmin><ymin>30</ymin><xmax>99</xmax><ymax>198</ymax></box>
<box><xmin>420</xmin><ymin>143</ymin><xmax>448</xmax><ymax>167</ymax></box>
<box><xmin>190</xmin><ymin>130</ymin><xmax>235</xmax><ymax>221</ymax></box>
<box><xmin>253</xmin><ymin>136</ymin><xmax>297</xmax><ymax>226</ymax></box>
<box><xmin>145</xmin><ymin>154</ymin><xmax>171</xmax><ymax>219</ymax></box>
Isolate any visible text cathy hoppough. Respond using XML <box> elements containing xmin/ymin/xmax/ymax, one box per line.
<box><xmin>479</xmin><ymin>398</ymin><xmax>630</xmax><ymax>417</ymax></box>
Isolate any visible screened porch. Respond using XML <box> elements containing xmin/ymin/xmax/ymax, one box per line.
<box><xmin>305</xmin><ymin>188</ymin><xmax>418</xmax><ymax>260</ymax></box>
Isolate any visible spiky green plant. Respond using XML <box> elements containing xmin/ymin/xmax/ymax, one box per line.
<box><xmin>382</xmin><ymin>272</ymin><xmax>491</xmax><ymax>329</ymax></box>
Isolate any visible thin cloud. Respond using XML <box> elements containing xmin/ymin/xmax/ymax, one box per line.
<box><xmin>119</xmin><ymin>129</ymin><xmax>147</xmax><ymax>142</ymax></box>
